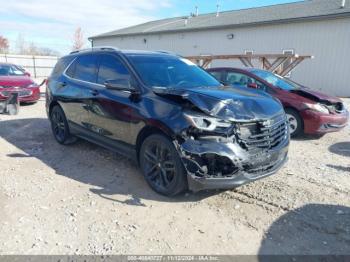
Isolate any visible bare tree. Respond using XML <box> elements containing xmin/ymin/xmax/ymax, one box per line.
<box><xmin>25</xmin><ymin>43</ymin><xmax>59</xmax><ymax>56</ymax></box>
<box><xmin>37</xmin><ymin>47</ymin><xmax>60</xmax><ymax>56</ymax></box>
<box><xmin>0</xmin><ymin>36</ymin><xmax>9</xmax><ymax>53</ymax></box>
<box><xmin>72</xmin><ymin>27</ymin><xmax>84</xmax><ymax>51</ymax></box>
<box><xmin>15</xmin><ymin>33</ymin><xmax>26</xmax><ymax>54</ymax></box>
<box><xmin>28</xmin><ymin>42</ymin><xmax>39</xmax><ymax>55</ymax></box>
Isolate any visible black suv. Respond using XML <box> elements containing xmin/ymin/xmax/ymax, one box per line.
<box><xmin>46</xmin><ymin>47</ymin><xmax>289</xmax><ymax>196</ymax></box>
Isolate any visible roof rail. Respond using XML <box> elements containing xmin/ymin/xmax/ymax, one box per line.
<box><xmin>155</xmin><ymin>50</ymin><xmax>181</xmax><ymax>56</ymax></box>
<box><xmin>69</xmin><ymin>46</ymin><xmax>119</xmax><ymax>55</ymax></box>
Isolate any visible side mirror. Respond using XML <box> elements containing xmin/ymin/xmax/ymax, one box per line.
<box><xmin>24</xmin><ymin>72</ymin><xmax>31</xmax><ymax>77</ymax></box>
<box><xmin>104</xmin><ymin>78</ymin><xmax>132</xmax><ymax>91</ymax></box>
<box><xmin>248</xmin><ymin>83</ymin><xmax>258</xmax><ymax>89</ymax></box>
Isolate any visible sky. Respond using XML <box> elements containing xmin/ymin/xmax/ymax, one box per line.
<box><xmin>0</xmin><ymin>0</ymin><xmax>300</xmax><ymax>55</ymax></box>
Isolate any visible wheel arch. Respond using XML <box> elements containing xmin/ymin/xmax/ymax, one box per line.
<box><xmin>48</xmin><ymin>100</ymin><xmax>61</xmax><ymax>117</ymax></box>
<box><xmin>284</xmin><ymin>106</ymin><xmax>305</xmax><ymax>132</ymax></box>
<box><xmin>135</xmin><ymin>123</ymin><xmax>178</xmax><ymax>164</ymax></box>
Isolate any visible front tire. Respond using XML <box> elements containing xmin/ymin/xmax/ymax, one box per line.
<box><xmin>50</xmin><ymin>105</ymin><xmax>77</xmax><ymax>145</ymax></box>
<box><xmin>139</xmin><ymin>134</ymin><xmax>187</xmax><ymax>196</ymax></box>
<box><xmin>285</xmin><ymin>108</ymin><xmax>303</xmax><ymax>138</ymax></box>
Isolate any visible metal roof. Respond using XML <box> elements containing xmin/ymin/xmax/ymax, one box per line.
<box><xmin>90</xmin><ymin>0</ymin><xmax>350</xmax><ymax>40</ymax></box>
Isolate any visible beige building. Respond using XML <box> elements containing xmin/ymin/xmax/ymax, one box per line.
<box><xmin>90</xmin><ymin>0</ymin><xmax>350</xmax><ymax>97</ymax></box>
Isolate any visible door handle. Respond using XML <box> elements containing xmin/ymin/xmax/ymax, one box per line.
<box><xmin>90</xmin><ymin>89</ymin><xmax>99</xmax><ymax>96</ymax></box>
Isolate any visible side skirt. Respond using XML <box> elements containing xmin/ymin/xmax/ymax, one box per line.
<box><xmin>69</xmin><ymin>122</ymin><xmax>138</xmax><ymax>163</ymax></box>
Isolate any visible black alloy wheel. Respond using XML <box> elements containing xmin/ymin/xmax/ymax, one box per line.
<box><xmin>140</xmin><ymin>134</ymin><xmax>187</xmax><ymax>196</ymax></box>
<box><xmin>50</xmin><ymin>105</ymin><xmax>75</xmax><ymax>144</ymax></box>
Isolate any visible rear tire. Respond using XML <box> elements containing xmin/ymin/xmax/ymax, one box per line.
<box><xmin>285</xmin><ymin>108</ymin><xmax>303</xmax><ymax>138</ymax></box>
<box><xmin>139</xmin><ymin>134</ymin><xmax>187</xmax><ymax>196</ymax></box>
<box><xmin>50</xmin><ymin>105</ymin><xmax>77</xmax><ymax>145</ymax></box>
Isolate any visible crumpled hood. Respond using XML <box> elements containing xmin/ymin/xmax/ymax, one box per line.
<box><xmin>153</xmin><ymin>86</ymin><xmax>285</xmax><ymax>122</ymax></box>
<box><xmin>291</xmin><ymin>88</ymin><xmax>341</xmax><ymax>104</ymax></box>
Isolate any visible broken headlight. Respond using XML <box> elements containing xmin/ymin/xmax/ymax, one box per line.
<box><xmin>304</xmin><ymin>103</ymin><xmax>329</xmax><ymax>114</ymax></box>
<box><xmin>184</xmin><ymin>112</ymin><xmax>232</xmax><ymax>132</ymax></box>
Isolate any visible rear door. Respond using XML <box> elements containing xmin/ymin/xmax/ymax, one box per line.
<box><xmin>59</xmin><ymin>54</ymin><xmax>99</xmax><ymax>132</ymax></box>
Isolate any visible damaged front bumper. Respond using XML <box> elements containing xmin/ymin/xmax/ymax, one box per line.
<box><xmin>301</xmin><ymin>109</ymin><xmax>349</xmax><ymax>135</ymax></box>
<box><xmin>179</xmin><ymin>137</ymin><xmax>289</xmax><ymax>192</ymax></box>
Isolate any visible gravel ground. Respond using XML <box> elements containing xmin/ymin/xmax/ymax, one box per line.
<box><xmin>0</xmin><ymin>94</ymin><xmax>349</xmax><ymax>255</ymax></box>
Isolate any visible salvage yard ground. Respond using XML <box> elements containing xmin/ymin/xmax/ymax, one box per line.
<box><xmin>0</xmin><ymin>93</ymin><xmax>349</xmax><ymax>255</ymax></box>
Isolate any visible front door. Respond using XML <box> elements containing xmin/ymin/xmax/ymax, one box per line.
<box><xmin>87</xmin><ymin>53</ymin><xmax>136</xmax><ymax>145</ymax></box>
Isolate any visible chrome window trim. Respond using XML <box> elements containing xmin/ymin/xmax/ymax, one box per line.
<box><xmin>62</xmin><ymin>54</ymin><xmax>133</xmax><ymax>93</ymax></box>
<box><xmin>63</xmin><ymin>56</ymin><xmax>104</xmax><ymax>88</ymax></box>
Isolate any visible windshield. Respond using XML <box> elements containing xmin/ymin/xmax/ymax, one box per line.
<box><xmin>127</xmin><ymin>55</ymin><xmax>221</xmax><ymax>88</ymax></box>
<box><xmin>0</xmin><ymin>64</ymin><xmax>26</xmax><ymax>76</ymax></box>
<box><xmin>251</xmin><ymin>69</ymin><xmax>301</xmax><ymax>91</ymax></box>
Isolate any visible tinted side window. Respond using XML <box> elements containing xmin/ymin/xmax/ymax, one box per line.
<box><xmin>51</xmin><ymin>56</ymin><xmax>74</xmax><ymax>79</ymax></box>
<box><xmin>97</xmin><ymin>55</ymin><xmax>130</xmax><ymax>85</ymax></box>
<box><xmin>209</xmin><ymin>71</ymin><xmax>223</xmax><ymax>82</ymax></box>
<box><xmin>74</xmin><ymin>54</ymin><xmax>98</xmax><ymax>83</ymax></box>
<box><xmin>65</xmin><ymin>59</ymin><xmax>76</xmax><ymax>78</ymax></box>
<box><xmin>225</xmin><ymin>72</ymin><xmax>251</xmax><ymax>86</ymax></box>
<box><xmin>226</xmin><ymin>71</ymin><xmax>270</xmax><ymax>92</ymax></box>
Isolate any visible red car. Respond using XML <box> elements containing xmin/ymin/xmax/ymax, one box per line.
<box><xmin>0</xmin><ymin>63</ymin><xmax>40</xmax><ymax>104</ymax></box>
<box><xmin>207</xmin><ymin>68</ymin><xmax>349</xmax><ymax>137</ymax></box>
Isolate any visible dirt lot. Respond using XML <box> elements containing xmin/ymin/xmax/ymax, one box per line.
<box><xmin>0</xmin><ymin>94</ymin><xmax>349</xmax><ymax>255</ymax></box>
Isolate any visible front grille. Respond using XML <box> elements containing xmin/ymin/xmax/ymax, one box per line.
<box><xmin>237</xmin><ymin>114</ymin><xmax>288</xmax><ymax>150</ymax></box>
<box><xmin>1</xmin><ymin>90</ymin><xmax>32</xmax><ymax>97</ymax></box>
<box><xmin>0</xmin><ymin>85</ymin><xmax>26</xmax><ymax>88</ymax></box>
<box><xmin>244</xmin><ymin>151</ymin><xmax>287</xmax><ymax>179</ymax></box>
